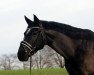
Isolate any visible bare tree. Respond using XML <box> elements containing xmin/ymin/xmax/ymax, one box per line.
<box><xmin>0</xmin><ymin>54</ymin><xmax>13</xmax><ymax>70</ymax></box>
<box><xmin>0</xmin><ymin>54</ymin><xmax>21</xmax><ymax>70</ymax></box>
<box><xmin>0</xmin><ymin>55</ymin><xmax>7</xmax><ymax>70</ymax></box>
<box><xmin>0</xmin><ymin>46</ymin><xmax>65</xmax><ymax>70</ymax></box>
<box><xmin>53</xmin><ymin>52</ymin><xmax>65</xmax><ymax>68</ymax></box>
<box><xmin>33</xmin><ymin>46</ymin><xmax>55</xmax><ymax>68</ymax></box>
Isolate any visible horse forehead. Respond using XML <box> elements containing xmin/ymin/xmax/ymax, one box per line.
<box><xmin>25</xmin><ymin>27</ymin><xmax>40</xmax><ymax>34</ymax></box>
<box><xmin>25</xmin><ymin>28</ymin><xmax>31</xmax><ymax>34</ymax></box>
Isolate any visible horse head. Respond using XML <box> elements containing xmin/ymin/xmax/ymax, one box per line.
<box><xmin>17</xmin><ymin>15</ymin><xmax>46</xmax><ymax>61</ymax></box>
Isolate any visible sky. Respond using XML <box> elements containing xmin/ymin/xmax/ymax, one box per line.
<box><xmin>0</xmin><ymin>0</ymin><xmax>94</xmax><ymax>55</ymax></box>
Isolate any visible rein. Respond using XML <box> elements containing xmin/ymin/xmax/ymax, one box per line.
<box><xmin>30</xmin><ymin>56</ymin><xmax>32</xmax><ymax>75</ymax></box>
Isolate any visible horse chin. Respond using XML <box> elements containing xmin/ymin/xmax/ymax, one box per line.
<box><xmin>17</xmin><ymin>51</ymin><xmax>29</xmax><ymax>61</ymax></box>
<box><xmin>17</xmin><ymin>45</ymin><xmax>29</xmax><ymax>61</ymax></box>
<box><xmin>18</xmin><ymin>55</ymin><xmax>29</xmax><ymax>61</ymax></box>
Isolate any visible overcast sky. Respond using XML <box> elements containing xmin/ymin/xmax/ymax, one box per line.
<box><xmin>0</xmin><ymin>0</ymin><xmax>94</xmax><ymax>55</ymax></box>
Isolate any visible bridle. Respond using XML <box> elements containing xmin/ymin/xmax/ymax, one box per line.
<box><xmin>20</xmin><ymin>23</ymin><xmax>47</xmax><ymax>75</ymax></box>
<box><xmin>21</xmin><ymin>24</ymin><xmax>47</xmax><ymax>56</ymax></box>
<box><xmin>21</xmin><ymin>41</ymin><xmax>33</xmax><ymax>56</ymax></box>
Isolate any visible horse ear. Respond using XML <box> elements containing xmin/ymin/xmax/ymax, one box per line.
<box><xmin>24</xmin><ymin>16</ymin><xmax>32</xmax><ymax>26</ymax></box>
<box><xmin>34</xmin><ymin>15</ymin><xmax>39</xmax><ymax>22</ymax></box>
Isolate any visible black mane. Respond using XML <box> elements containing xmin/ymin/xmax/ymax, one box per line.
<box><xmin>42</xmin><ymin>21</ymin><xmax>94</xmax><ymax>41</ymax></box>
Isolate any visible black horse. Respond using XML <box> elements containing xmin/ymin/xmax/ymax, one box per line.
<box><xmin>18</xmin><ymin>15</ymin><xmax>94</xmax><ymax>75</ymax></box>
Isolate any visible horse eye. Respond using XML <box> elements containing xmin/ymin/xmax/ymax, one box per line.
<box><xmin>32</xmin><ymin>29</ymin><xmax>39</xmax><ymax>35</ymax></box>
<box><xmin>33</xmin><ymin>32</ymin><xmax>38</xmax><ymax>35</ymax></box>
<box><xmin>33</xmin><ymin>28</ymin><xmax>38</xmax><ymax>32</ymax></box>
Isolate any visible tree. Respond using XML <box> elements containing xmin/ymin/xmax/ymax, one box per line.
<box><xmin>0</xmin><ymin>54</ymin><xmax>21</xmax><ymax>70</ymax></box>
<box><xmin>32</xmin><ymin>46</ymin><xmax>60</xmax><ymax>68</ymax></box>
<box><xmin>0</xmin><ymin>54</ymin><xmax>13</xmax><ymax>70</ymax></box>
<box><xmin>53</xmin><ymin>52</ymin><xmax>65</xmax><ymax>68</ymax></box>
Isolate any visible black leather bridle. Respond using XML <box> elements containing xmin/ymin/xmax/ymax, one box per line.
<box><xmin>21</xmin><ymin>25</ymin><xmax>47</xmax><ymax>56</ymax></box>
<box><xmin>20</xmin><ymin>23</ymin><xmax>47</xmax><ymax>75</ymax></box>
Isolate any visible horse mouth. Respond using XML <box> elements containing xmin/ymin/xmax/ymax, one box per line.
<box><xmin>17</xmin><ymin>41</ymin><xmax>33</xmax><ymax>61</ymax></box>
<box><xmin>17</xmin><ymin>45</ymin><xmax>29</xmax><ymax>61</ymax></box>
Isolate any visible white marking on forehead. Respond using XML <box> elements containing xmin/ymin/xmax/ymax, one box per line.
<box><xmin>26</xmin><ymin>27</ymin><xmax>40</xmax><ymax>35</ymax></box>
<box><xmin>26</xmin><ymin>28</ymin><xmax>31</xmax><ymax>35</ymax></box>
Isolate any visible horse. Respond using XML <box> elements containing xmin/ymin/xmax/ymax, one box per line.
<box><xmin>17</xmin><ymin>15</ymin><xmax>94</xmax><ymax>75</ymax></box>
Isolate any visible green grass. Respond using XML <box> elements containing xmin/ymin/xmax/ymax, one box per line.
<box><xmin>0</xmin><ymin>68</ymin><xmax>68</xmax><ymax>75</ymax></box>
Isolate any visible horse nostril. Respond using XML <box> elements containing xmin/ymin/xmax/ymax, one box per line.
<box><xmin>18</xmin><ymin>45</ymin><xmax>29</xmax><ymax>61</ymax></box>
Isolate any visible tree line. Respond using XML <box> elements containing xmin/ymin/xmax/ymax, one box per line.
<box><xmin>0</xmin><ymin>46</ymin><xmax>65</xmax><ymax>70</ymax></box>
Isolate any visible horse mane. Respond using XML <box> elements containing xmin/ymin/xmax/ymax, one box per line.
<box><xmin>42</xmin><ymin>21</ymin><xmax>94</xmax><ymax>41</ymax></box>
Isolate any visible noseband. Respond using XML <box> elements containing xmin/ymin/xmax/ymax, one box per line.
<box><xmin>21</xmin><ymin>41</ymin><xmax>33</xmax><ymax>56</ymax></box>
<box><xmin>20</xmin><ymin>24</ymin><xmax>47</xmax><ymax>56</ymax></box>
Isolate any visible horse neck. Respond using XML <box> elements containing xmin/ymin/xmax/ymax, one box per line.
<box><xmin>45</xmin><ymin>29</ymin><xmax>76</xmax><ymax>59</ymax></box>
<box><xmin>42</xmin><ymin>21</ymin><xmax>82</xmax><ymax>59</ymax></box>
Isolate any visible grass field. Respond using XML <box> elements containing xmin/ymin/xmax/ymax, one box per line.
<box><xmin>0</xmin><ymin>68</ymin><xmax>68</xmax><ymax>75</ymax></box>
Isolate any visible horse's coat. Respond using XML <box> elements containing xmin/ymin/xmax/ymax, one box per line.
<box><xmin>18</xmin><ymin>15</ymin><xmax>94</xmax><ymax>75</ymax></box>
